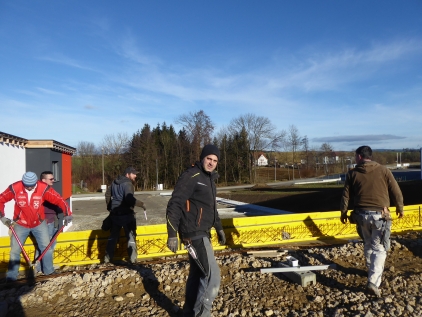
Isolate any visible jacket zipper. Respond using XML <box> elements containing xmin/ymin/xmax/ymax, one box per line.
<box><xmin>197</xmin><ymin>208</ymin><xmax>203</xmax><ymax>226</ymax></box>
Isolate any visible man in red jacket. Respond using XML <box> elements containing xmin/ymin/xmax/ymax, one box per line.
<box><xmin>0</xmin><ymin>171</ymin><xmax>72</xmax><ymax>282</ymax></box>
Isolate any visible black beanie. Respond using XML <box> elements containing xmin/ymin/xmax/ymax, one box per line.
<box><xmin>200</xmin><ymin>144</ymin><xmax>220</xmax><ymax>161</ymax></box>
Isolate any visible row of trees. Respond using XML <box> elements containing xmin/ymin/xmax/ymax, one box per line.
<box><xmin>72</xmin><ymin>110</ymin><xmax>420</xmax><ymax>192</ymax></box>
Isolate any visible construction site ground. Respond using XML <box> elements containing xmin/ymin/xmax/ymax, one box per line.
<box><xmin>2</xmin><ymin>179</ymin><xmax>422</xmax><ymax>316</ymax></box>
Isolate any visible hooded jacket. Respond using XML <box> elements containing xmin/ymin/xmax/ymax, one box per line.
<box><xmin>166</xmin><ymin>161</ymin><xmax>223</xmax><ymax>240</ymax></box>
<box><xmin>105</xmin><ymin>175</ymin><xmax>144</xmax><ymax>215</ymax></box>
<box><xmin>340</xmin><ymin>160</ymin><xmax>403</xmax><ymax>214</ymax></box>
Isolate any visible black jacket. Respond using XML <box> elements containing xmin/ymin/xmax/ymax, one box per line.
<box><xmin>105</xmin><ymin>175</ymin><xmax>144</xmax><ymax>215</ymax></box>
<box><xmin>166</xmin><ymin>161</ymin><xmax>223</xmax><ymax>239</ymax></box>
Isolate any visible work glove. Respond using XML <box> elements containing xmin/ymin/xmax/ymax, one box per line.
<box><xmin>167</xmin><ymin>237</ymin><xmax>178</xmax><ymax>252</ymax></box>
<box><xmin>136</xmin><ymin>201</ymin><xmax>146</xmax><ymax>211</ymax></box>
<box><xmin>0</xmin><ymin>217</ymin><xmax>12</xmax><ymax>228</ymax></box>
<box><xmin>217</xmin><ymin>230</ymin><xmax>226</xmax><ymax>245</ymax></box>
<box><xmin>64</xmin><ymin>215</ymin><xmax>73</xmax><ymax>226</ymax></box>
<box><xmin>340</xmin><ymin>213</ymin><xmax>348</xmax><ymax>224</ymax></box>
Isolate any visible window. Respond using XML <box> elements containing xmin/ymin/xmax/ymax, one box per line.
<box><xmin>52</xmin><ymin>161</ymin><xmax>59</xmax><ymax>181</ymax></box>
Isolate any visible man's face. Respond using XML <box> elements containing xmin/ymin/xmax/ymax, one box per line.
<box><xmin>127</xmin><ymin>173</ymin><xmax>137</xmax><ymax>181</ymax></box>
<box><xmin>202</xmin><ymin>154</ymin><xmax>218</xmax><ymax>173</ymax></box>
<box><xmin>42</xmin><ymin>174</ymin><xmax>55</xmax><ymax>186</ymax></box>
<box><xmin>24</xmin><ymin>185</ymin><xmax>35</xmax><ymax>191</ymax></box>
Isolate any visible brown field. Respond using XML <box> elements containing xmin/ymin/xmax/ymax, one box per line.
<box><xmin>218</xmin><ymin>180</ymin><xmax>422</xmax><ymax>213</ymax></box>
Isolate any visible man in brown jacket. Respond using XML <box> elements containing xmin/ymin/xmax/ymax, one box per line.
<box><xmin>340</xmin><ymin>145</ymin><xmax>404</xmax><ymax>297</ymax></box>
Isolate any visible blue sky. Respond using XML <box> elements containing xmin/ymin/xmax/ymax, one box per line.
<box><xmin>1</xmin><ymin>1</ymin><xmax>422</xmax><ymax>151</ymax></box>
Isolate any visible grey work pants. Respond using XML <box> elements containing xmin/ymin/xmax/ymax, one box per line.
<box><xmin>183</xmin><ymin>237</ymin><xmax>221</xmax><ymax>317</ymax></box>
<box><xmin>357</xmin><ymin>212</ymin><xmax>390</xmax><ymax>287</ymax></box>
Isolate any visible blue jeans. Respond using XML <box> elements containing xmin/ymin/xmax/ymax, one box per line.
<box><xmin>7</xmin><ymin>221</ymin><xmax>54</xmax><ymax>280</ymax></box>
<box><xmin>35</xmin><ymin>222</ymin><xmax>57</xmax><ymax>272</ymax></box>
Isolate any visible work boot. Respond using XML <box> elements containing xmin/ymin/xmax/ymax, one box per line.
<box><xmin>366</xmin><ymin>282</ymin><xmax>381</xmax><ymax>297</ymax></box>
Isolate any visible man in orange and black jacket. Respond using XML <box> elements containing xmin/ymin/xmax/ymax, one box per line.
<box><xmin>166</xmin><ymin>144</ymin><xmax>226</xmax><ymax>317</ymax></box>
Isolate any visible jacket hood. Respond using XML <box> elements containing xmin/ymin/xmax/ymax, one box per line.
<box><xmin>113</xmin><ymin>175</ymin><xmax>132</xmax><ymax>185</ymax></box>
<box><xmin>354</xmin><ymin>160</ymin><xmax>380</xmax><ymax>174</ymax></box>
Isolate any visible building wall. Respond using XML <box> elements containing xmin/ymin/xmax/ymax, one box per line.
<box><xmin>0</xmin><ymin>143</ymin><xmax>26</xmax><ymax>237</ymax></box>
<box><xmin>26</xmin><ymin>148</ymin><xmax>63</xmax><ymax>195</ymax></box>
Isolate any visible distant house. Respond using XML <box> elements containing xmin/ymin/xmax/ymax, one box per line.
<box><xmin>256</xmin><ymin>154</ymin><xmax>269</xmax><ymax>166</ymax></box>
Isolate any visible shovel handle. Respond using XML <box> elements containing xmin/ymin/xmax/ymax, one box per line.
<box><xmin>35</xmin><ymin>225</ymin><xmax>65</xmax><ymax>263</ymax></box>
<box><xmin>10</xmin><ymin>225</ymin><xmax>32</xmax><ymax>265</ymax></box>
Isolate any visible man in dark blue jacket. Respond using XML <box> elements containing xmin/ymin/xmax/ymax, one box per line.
<box><xmin>104</xmin><ymin>167</ymin><xmax>146</xmax><ymax>264</ymax></box>
<box><xmin>166</xmin><ymin>144</ymin><xmax>226</xmax><ymax>317</ymax></box>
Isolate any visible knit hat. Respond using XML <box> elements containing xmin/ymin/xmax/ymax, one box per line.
<box><xmin>22</xmin><ymin>172</ymin><xmax>38</xmax><ymax>187</ymax></box>
<box><xmin>200</xmin><ymin>144</ymin><xmax>220</xmax><ymax>161</ymax></box>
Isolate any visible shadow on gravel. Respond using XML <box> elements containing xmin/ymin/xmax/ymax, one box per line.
<box><xmin>0</xmin><ymin>275</ymin><xmax>36</xmax><ymax>317</ymax></box>
<box><xmin>135</xmin><ymin>265</ymin><xmax>182</xmax><ymax>317</ymax></box>
<box><xmin>87</xmin><ymin>229</ymin><xmax>108</xmax><ymax>262</ymax></box>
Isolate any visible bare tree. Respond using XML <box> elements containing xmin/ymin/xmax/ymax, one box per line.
<box><xmin>301</xmin><ymin>135</ymin><xmax>310</xmax><ymax>169</ymax></box>
<box><xmin>176</xmin><ymin>110</ymin><xmax>214</xmax><ymax>162</ymax></box>
<box><xmin>101</xmin><ymin>133</ymin><xmax>129</xmax><ymax>155</ymax></box>
<box><xmin>76</xmin><ymin>141</ymin><xmax>97</xmax><ymax>175</ymax></box>
<box><xmin>100</xmin><ymin>133</ymin><xmax>130</xmax><ymax>181</ymax></box>
<box><xmin>320</xmin><ymin>143</ymin><xmax>334</xmax><ymax>175</ymax></box>
<box><xmin>228</xmin><ymin>113</ymin><xmax>285</xmax><ymax>182</ymax></box>
<box><xmin>287</xmin><ymin>125</ymin><xmax>301</xmax><ymax>180</ymax></box>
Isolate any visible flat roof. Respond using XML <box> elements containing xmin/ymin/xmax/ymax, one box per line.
<box><xmin>0</xmin><ymin>131</ymin><xmax>27</xmax><ymax>146</ymax></box>
<box><xmin>26</xmin><ymin>140</ymin><xmax>76</xmax><ymax>155</ymax></box>
<box><xmin>0</xmin><ymin>131</ymin><xmax>76</xmax><ymax>155</ymax></box>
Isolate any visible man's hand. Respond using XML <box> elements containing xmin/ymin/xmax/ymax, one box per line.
<box><xmin>64</xmin><ymin>215</ymin><xmax>73</xmax><ymax>226</ymax></box>
<box><xmin>167</xmin><ymin>237</ymin><xmax>178</xmax><ymax>252</ymax></box>
<box><xmin>217</xmin><ymin>230</ymin><xmax>226</xmax><ymax>245</ymax></box>
<box><xmin>396</xmin><ymin>210</ymin><xmax>404</xmax><ymax>219</ymax></box>
<box><xmin>136</xmin><ymin>201</ymin><xmax>146</xmax><ymax>211</ymax></box>
<box><xmin>0</xmin><ymin>217</ymin><xmax>12</xmax><ymax>228</ymax></box>
<box><xmin>340</xmin><ymin>213</ymin><xmax>348</xmax><ymax>224</ymax></box>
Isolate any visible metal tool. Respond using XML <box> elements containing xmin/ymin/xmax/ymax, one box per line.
<box><xmin>184</xmin><ymin>242</ymin><xmax>207</xmax><ymax>277</ymax></box>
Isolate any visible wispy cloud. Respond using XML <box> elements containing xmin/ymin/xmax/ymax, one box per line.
<box><xmin>36</xmin><ymin>87</ymin><xmax>62</xmax><ymax>95</ymax></box>
<box><xmin>38</xmin><ymin>53</ymin><xmax>94</xmax><ymax>71</ymax></box>
<box><xmin>313</xmin><ymin>134</ymin><xmax>406</xmax><ymax>143</ymax></box>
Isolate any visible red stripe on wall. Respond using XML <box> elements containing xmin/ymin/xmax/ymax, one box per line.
<box><xmin>62</xmin><ymin>153</ymin><xmax>72</xmax><ymax>200</ymax></box>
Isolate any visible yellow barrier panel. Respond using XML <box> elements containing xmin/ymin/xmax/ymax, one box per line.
<box><xmin>0</xmin><ymin>205</ymin><xmax>421</xmax><ymax>274</ymax></box>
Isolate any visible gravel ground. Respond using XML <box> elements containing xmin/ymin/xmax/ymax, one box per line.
<box><xmin>2</xmin><ymin>231</ymin><xmax>422</xmax><ymax>317</ymax></box>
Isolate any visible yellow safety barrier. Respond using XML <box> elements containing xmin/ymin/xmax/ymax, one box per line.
<box><xmin>0</xmin><ymin>205</ymin><xmax>421</xmax><ymax>274</ymax></box>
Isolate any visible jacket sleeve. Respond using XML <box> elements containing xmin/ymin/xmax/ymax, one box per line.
<box><xmin>44</xmin><ymin>188</ymin><xmax>72</xmax><ymax>216</ymax></box>
<box><xmin>123</xmin><ymin>182</ymin><xmax>144</xmax><ymax>209</ymax></box>
<box><xmin>105</xmin><ymin>186</ymin><xmax>112</xmax><ymax>211</ymax></box>
<box><xmin>213</xmin><ymin>212</ymin><xmax>223</xmax><ymax>232</ymax></box>
<box><xmin>166</xmin><ymin>171</ymin><xmax>197</xmax><ymax>238</ymax></box>
<box><xmin>0</xmin><ymin>186</ymin><xmax>14</xmax><ymax>217</ymax></box>
<box><xmin>340</xmin><ymin>172</ymin><xmax>351</xmax><ymax>214</ymax></box>
<box><xmin>386</xmin><ymin>169</ymin><xmax>404</xmax><ymax>212</ymax></box>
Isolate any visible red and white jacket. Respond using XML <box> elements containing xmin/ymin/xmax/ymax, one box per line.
<box><xmin>0</xmin><ymin>180</ymin><xmax>72</xmax><ymax>228</ymax></box>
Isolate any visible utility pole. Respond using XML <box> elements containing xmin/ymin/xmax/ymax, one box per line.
<box><xmin>102</xmin><ymin>147</ymin><xmax>104</xmax><ymax>185</ymax></box>
<box><xmin>156</xmin><ymin>158</ymin><xmax>158</xmax><ymax>190</ymax></box>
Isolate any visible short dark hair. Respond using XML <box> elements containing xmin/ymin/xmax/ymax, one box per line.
<box><xmin>355</xmin><ymin>146</ymin><xmax>372</xmax><ymax>159</ymax></box>
<box><xmin>40</xmin><ymin>171</ymin><xmax>54</xmax><ymax>180</ymax></box>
